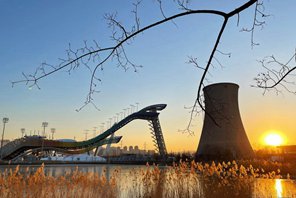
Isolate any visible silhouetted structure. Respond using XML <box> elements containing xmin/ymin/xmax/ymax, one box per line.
<box><xmin>1</xmin><ymin>104</ymin><xmax>168</xmax><ymax>161</ymax></box>
<box><xmin>196</xmin><ymin>83</ymin><xmax>254</xmax><ymax>160</ymax></box>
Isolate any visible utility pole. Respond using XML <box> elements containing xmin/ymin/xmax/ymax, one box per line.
<box><xmin>0</xmin><ymin>117</ymin><xmax>9</xmax><ymax>159</ymax></box>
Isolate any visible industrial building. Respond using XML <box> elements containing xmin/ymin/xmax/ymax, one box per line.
<box><xmin>196</xmin><ymin>83</ymin><xmax>254</xmax><ymax>160</ymax></box>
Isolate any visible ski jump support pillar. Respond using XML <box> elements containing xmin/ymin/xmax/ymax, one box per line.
<box><xmin>148</xmin><ymin>113</ymin><xmax>167</xmax><ymax>161</ymax></box>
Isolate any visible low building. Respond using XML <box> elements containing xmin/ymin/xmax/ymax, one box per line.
<box><xmin>41</xmin><ymin>154</ymin><xmax>106</xmax><ymax>162</ymax></box>
<box><xmin>278</xmin><ymin>145</ymin><xmax>296</xmax><ymax>154</ymax></box>
<box><xmin>99</xmin><ymin>145</ymin><xmax>156</xmax><ymax>157</ymax></box>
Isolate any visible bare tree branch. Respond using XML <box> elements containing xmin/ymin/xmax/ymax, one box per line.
<box><xmin>254</xmin><ymin>50</ymin><xmax>296</xmax><ymax>95</ymax></box>
<box><xmin>13</xmin><ymin>0</ymin><xmax>259</xmax><ymax>133</ymax></box>
<box><xmin>240</xmin><ymin>0</ymin><xmax>269</xmax><ymax>47</ymax></box>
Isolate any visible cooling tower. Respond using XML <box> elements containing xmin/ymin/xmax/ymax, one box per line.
<box><xmin>196</xmin><ymin>83</ymin><xmax>254</xmax><ymax>160</ymax></box>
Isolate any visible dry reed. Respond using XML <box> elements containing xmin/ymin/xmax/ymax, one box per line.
<box><xmin>0</xmin><ymin>161</ymin><xmax>295</xmax><ymax>198</ymax></box>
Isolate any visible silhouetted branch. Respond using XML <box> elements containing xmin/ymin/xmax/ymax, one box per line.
<box><xmin>253</xmin><ymin>50</ymin><xmax>296</xmax><ymax>95</ymax></box>
<box><xmin>194</xmin><ymin>18</ymin><xmax>229</xmax><ymax>128</ymax></box>
<box><xmin>216</xmin><ymin>50</ymin><xmax>231</xmax><ymax>58</ymax></box>
<box><xmin>184</xmin><ymin>0</ymin><xmax>258</xmax><ymax>134</ymax></box>
<box><xmin>175</xmin><ymin>0</ymin><xmax>192</xmax><ymax>11</ymax></box>
<box><xmin>13</xmin><ymin>0</ymin><xmax>259</xmax><ymax>132</ymax></box>
<box><xmin>241</xmin><ymin>0</ymin><xmax>269</xmax><ymax>47</ymax></box>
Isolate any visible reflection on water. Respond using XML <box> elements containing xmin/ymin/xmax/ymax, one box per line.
<box><xmin>275</xmin><ymin>179</ymin><xmax>283</xmax><ymax>197</ymax></box>
<box><xmin>0</xmin><ymin>164</ymin><xmax>296</xmax><ymax>198</ymax></box>
<box><xmin>252</xmin><ymin>178</ymin><xmax>296</xmax><ymax>198</ymax></box>
<box><xmin>0</xmin><ymin>164</ymin><xmax>145</xmax><ymax>180</ymax></box>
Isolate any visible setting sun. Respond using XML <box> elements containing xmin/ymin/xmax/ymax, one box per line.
<box><xmin>264</xmin><ymin>133</ymin><xmax>284</xmax><ymax>146</ymax></box>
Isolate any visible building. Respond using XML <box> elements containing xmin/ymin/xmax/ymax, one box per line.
<box><xmin>99</xmin><ymin>145</ymin><xmax>155</xmax><ymax>157</ymax></box>
<box><xmin>147</xmin><ymin>150</ymin><xmax>155</xmax><ymax>156</ymax></box>
<box><xmin>278</xmin><ymin>145</ymin><xmax>296</xmax><ymax>154</ymax></box>
<box><xmin>41</xmin><ymin>154</ymin><xmax>107</xmax><ymax>162</ymax></box>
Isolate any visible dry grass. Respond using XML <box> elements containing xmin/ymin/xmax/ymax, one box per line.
<box><xmin>0</xmin><ymin>161</ymin><xmax>295</xmax><ymax>198</ymax></box>
<box><xmin>238</xmin><ymin>159</ymin><xmax>296</xmax><ymax>178</ymax></box>
<box><xmin>0</xmin><ymin>164</ymin><xmax>117</xmax><ymax>198</ymax></box>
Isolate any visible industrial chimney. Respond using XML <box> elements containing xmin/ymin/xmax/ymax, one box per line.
<box><xmin>196</xmin><ymin>83</ymin><xmax>254</xmax><ymax>160</ymax></box>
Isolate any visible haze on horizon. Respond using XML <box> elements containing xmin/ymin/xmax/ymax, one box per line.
<box><xmin>1</xmin><ymin>0</ymin><xmax>296</xmax><ymax>152</ymax></box>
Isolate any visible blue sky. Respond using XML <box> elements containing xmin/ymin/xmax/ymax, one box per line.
<box><xmin>1</xmin><ymin>0</ymin><xmax>296</xmax><ymax>151</ymax></box>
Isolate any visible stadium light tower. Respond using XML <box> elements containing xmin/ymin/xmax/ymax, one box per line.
<box><xmin>0</xmin><ymin>117</ymin><xmax>9</xmax><ymax>159</ymax></box>
<box><xmin>51</xmin><ymin>128</ymin><xmax>56</xmax><ymax>140</ymax></box>
<box><xmin>100</xmin><ymin>123</ymin><xmax>105</xmax><ymax>133</ymax></box>
<box><xmin>84</xmin><ymin>130</ymin><xmax>89</xmax><ymax>140</ymax></box>
<box><xmin>93</xmin><ymin>127</ymin><xmax>97</xmax><ymax>138</ymax></box>
<box><xmin>130</xmin><ymin>105</ymin><xmax>135</xmax><ymax>113</ymax></box>
<box><xmin>41</xmin><ymin>122</ymin><xmax>48</xmax><ymax>155</ymax></box>
<box><xmin>116</xmin><ymin>113</ymin><xmax>120</xmax><ymax>122</ymax></box>
<box><xmin>123</xmin><ymin>109</ymin><xmax>127</xmax><ymax>117</ymax></box>
<box><xmin>21</xmin><ymin>128</ymin><xmax>25</xmax><ymax>138</ymax></box>
<box><xmin>127</xmin><ymin>108</ymin><xmax>130</xmax><ymax>115</ymax></box>
<box><xmin>42</xmin><ymin>122</ymin><xmax>48</xmax><ymax>137</ymax></box>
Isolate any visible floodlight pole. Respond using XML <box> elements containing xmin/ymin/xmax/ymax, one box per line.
<box><xmin>100</xmin><ymin>123</ymin><xmax>105</xmax><ymax>134</ymax></box>
<box><xmin>130</xmin><ymin>105</ymin><xmax>135</xmax><ymax>113</ymax></box>
<box><xmin>41</xmin><ymin>122</ymin><xmax>48</xmax><ymax>156</ymax></box>
<box><xmin>93</xmin><ymin>127</ymin><xmax>97</xmax><ymax>138</ymax></box>
<box><xmin>21</xmin><ymin>128</ymin><xmax>25</xmax><ymax>138</ymax></box>
<box><xmin>51</xmin><ymin>128</ymin><xmax>56</xmax><ymax>140</ymax></box>
<box><xmin>109</xmin><ymin>118</ymin><xmax>112</xmax><ymax>128</ymax></box>
<box><xmin>42</xmin><ymin>122</ymin><xmax>48</xmax><ymax>137</ymax></box>
<box><xmin>84</xmin><ymin>130</ymin><xmax>89</xmax><ymax>140</ymax></box>
<box><xmin>116</xmin><ymin>113</ymin><xmax>119</xmax><ymax>122</ymax></box>
<box><xmin>0</xmin><ymin>117</ymin><xmax>9</xmax><ymax>159</ymax></box>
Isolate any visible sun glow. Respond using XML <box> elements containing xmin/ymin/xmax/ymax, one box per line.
<box><xmin>264</xmin><ymin>133</ymin><xmax>284</xmax><ymax>146</ymax></box>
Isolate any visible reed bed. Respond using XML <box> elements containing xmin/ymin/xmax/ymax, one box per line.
<box><xmin>0</xmin><ymin>161</ymin><xmax>295</xmax><ymax>198</ymax></box>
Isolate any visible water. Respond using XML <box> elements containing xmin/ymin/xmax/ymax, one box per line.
<box><xmin>0</xmin><ymin>164</ymin><xmax>142</xmax><ymax>178</ymax></box>
<box><xmin>0</xmin><ymin>164</ymin><xmax>296</xmax><ymax>198</ymax></box>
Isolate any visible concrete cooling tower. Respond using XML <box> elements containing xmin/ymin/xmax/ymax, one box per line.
<box><xmin>196</xmin><ymin>83</ymin><xmax>254</xmax><ymax>160</ymax></box>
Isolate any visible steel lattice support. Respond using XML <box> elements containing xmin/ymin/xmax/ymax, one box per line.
<box><xmin>149</xmin><ymin>116</ymin><xmax>167</xmax><ymax>160</ymax></box>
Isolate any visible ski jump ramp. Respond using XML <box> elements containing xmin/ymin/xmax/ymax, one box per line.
<box><xmin>0</xmin><ymin>104</ymin><xmax>168</xmax><ymax>161</ymax></box>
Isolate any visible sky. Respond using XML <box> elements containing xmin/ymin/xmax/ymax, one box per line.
<box><xmin>0</xmin><ymin>0</ymin><xmax>296</xmax><ymax>152</ymax></box>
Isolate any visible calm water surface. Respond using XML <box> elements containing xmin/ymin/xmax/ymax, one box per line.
<box><xmin>0</xmin><ymin>163</ymin><xmax>142</xmax><ymax>177</ymax></box>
